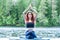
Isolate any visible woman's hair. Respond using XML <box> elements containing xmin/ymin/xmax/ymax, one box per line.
<box><xmin>26</xmin><ymin>12</ymin><xmax>34</xmax><ymax>22</ymax></box>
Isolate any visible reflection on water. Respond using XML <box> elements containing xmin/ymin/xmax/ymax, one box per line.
<box><xmin>0</xmin><ymin>27</ymin><xmax>60</xmax><ymax>40</ymax></box>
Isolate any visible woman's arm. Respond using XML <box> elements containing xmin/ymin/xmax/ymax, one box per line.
<box><xmin>34</xmin><ymin>14</ymin><xmax>36</xmax><ymax>25</ymax></box>
<box><xmin>34</xmin><ymin>20</ymin><xmax>36</xmax><ymax>26</ymax></box>
<box><xmin>24</xmin><ymin>14</ymin><xmax>27</xmax><ymax>24</ymax></box>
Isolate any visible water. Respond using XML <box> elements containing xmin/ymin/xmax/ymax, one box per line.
<box><xmin>0</xmin><ymin>27</ymin><xmax>60</xmax><ymax>40</ymax></box>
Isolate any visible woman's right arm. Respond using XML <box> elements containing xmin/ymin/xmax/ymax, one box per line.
<box><xmin>24</xmin><ymin>14</ymin><xmax>27</xmax><ymax>24</ymax></box>
<box><xmin>25</xmin><ymin>20</ymin><xmax>27</xmax><ymax>24</ymax></box>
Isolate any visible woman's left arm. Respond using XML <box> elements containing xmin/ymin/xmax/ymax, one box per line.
<box><xmin>34</xmin><ymin>14</ymin><xmax>36</xmax><ymax>25</ymax></box>
<box><xmin>34</xmin><ymin>20</ymin><xmax>36</xmax><ymax>25</ymax></box>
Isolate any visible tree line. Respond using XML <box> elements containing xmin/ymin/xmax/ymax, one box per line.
<box><xmin>0</xmin><ymin>0</ymin><xmax>60</xmax><ymax>27</ymax></box>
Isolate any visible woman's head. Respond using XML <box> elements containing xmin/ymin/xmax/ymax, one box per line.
<box><xmin>26</xmin><ymin>12</ymin><xmax>34</xmax><ymax>21</ymax></box>
<box><xmin>28</xmin><ymin>12</ymin><xmax>32</xmax><ymax>18</ymax></box>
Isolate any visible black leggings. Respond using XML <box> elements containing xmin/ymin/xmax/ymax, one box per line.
<box><xmin>26</xmin><ymin>22</ymin><xmax>34</xmax><ymax>28</ymax></box>
<box><xmin>26</xmin><ymin>31</ymin><xmax>37</xmax><ymax>39</ymax></box>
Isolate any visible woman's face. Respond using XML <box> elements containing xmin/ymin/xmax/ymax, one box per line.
<box><xmin>28</xmin><ymin>13</ymin><xmax>32</xmax><ymax>18</ymax></box>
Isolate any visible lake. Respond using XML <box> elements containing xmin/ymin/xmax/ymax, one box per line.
<box><xmin>0</xmin><ymin>27</ymin><xmax>60</xmax><ymax>40</ymax></box>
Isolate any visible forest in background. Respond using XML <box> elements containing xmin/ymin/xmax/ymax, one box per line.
<box><xmin>0</xmin><ymin>0</ymin><xmax>60</xmax><ymax>27</ymax></box>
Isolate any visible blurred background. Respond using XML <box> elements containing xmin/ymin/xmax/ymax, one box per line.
<box><xmin>0</xmin><ymin>0</ymin><xmax>60</xmax><ymax>27</ymax></box>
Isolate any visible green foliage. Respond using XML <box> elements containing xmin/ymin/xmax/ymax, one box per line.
<box><xmin>0</xmin><ymin>0</ymin><xmax>60</xmax><ymax>27</ymax></box>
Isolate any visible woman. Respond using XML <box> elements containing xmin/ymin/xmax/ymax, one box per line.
<box><xmin>25</xmin><ymin>12</ymin><xmax>36</xmax><ymax>28</ymax></box>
